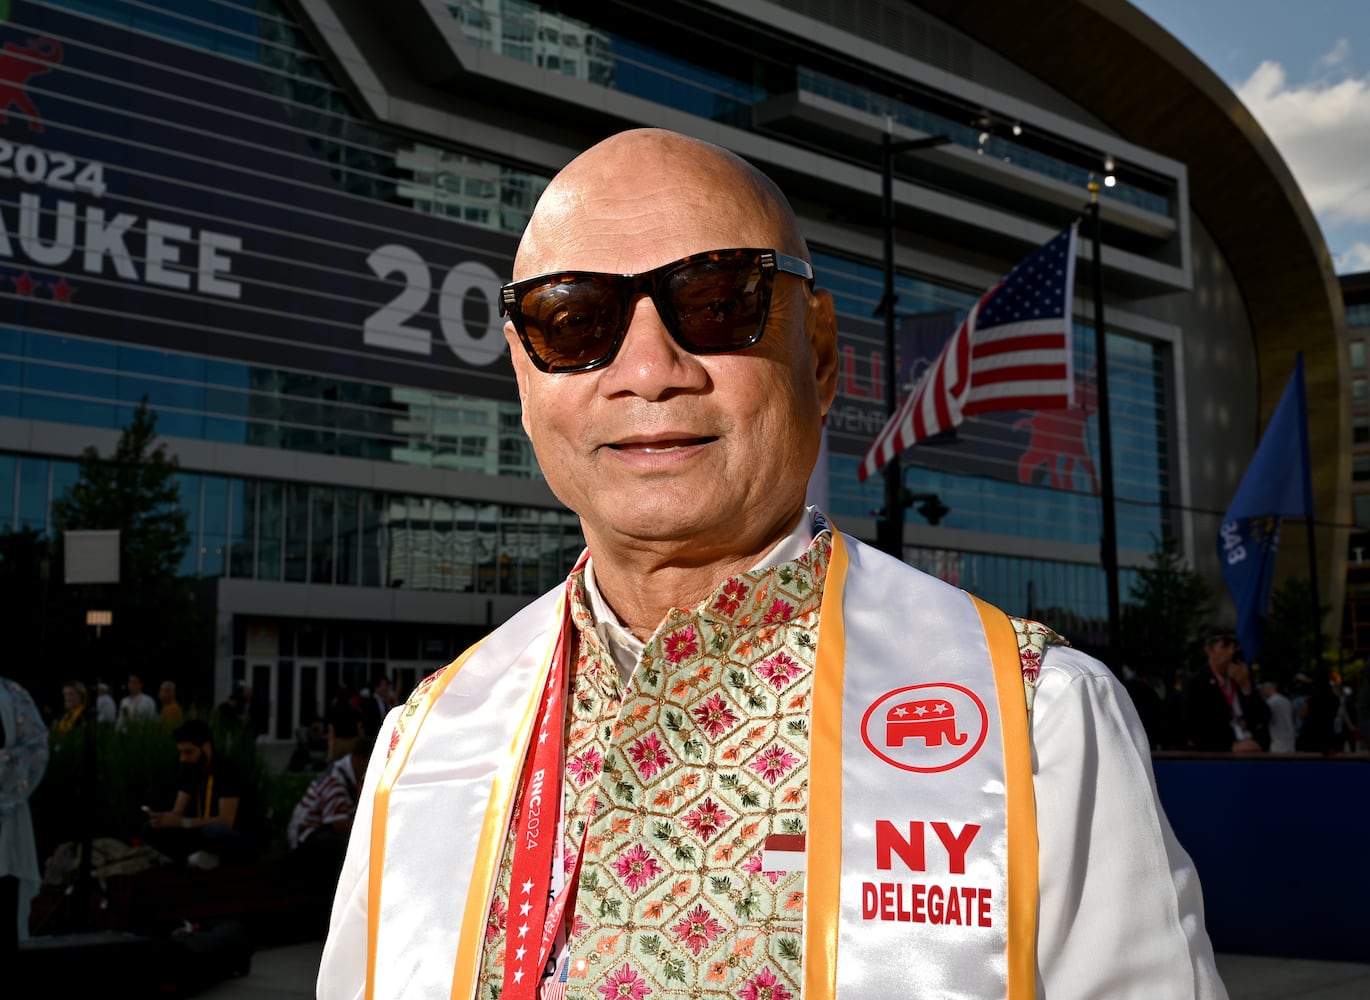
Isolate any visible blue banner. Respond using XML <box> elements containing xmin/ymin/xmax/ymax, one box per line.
<box><xmin>1218</xmin><ymin>354</ymin><xmax>1313</xmax><ymax>660</ymax></box>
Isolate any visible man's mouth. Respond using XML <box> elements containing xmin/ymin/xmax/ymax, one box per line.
<box><xmin>608</xmin><ymin>436</ymin><xmax>716</xmax><ymax>453</ymax></box>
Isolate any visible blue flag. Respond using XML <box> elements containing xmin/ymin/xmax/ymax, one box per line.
<box><xmin>1217</xmin><ymin>354</ymin><xmax>1313</xmax><ymax>661</ymax></box>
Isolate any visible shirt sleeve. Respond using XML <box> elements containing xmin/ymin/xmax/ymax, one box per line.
<box><xmin>1030</xmin><ymin>645</ymin><xmax>1228</xmax><ymax>1000</ymax></box>
<box><xmin>0</xmin><ymin>681</ymin><xmax>48</xmax><ymax>811</ymax></box>
<box><xmin>317</xmin><ymin>706</ymin><xmax>399</xmax><ymax>1000</ymax></box>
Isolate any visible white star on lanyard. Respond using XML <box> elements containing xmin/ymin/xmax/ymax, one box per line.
<box><xmin>516</xmin><ymin>945</ymin><xmax>527</xmax><ymax>961</ymax></box>
<box><xmin>521</xmin><ymin>879</ymin><xmax>535</xmax><ymax>894</ymax></box>
<box><xmin>512</xmin><ymin>968</ymin><xmax>525</xmax><ymax>984</ymax></box>
<box><xmin>520</xmin><ymin>900</ymin><xmax>532</xmax><ymax>916</ymax></box>
<box><xmin>538</xmin><ymin>727</ymin><xmax>550</xmax><ymax>744</ymax></box>
<box><xmin>518</xmin><ymin>922</ymin><xmax>531</xmax><ymax>939</ymax></box>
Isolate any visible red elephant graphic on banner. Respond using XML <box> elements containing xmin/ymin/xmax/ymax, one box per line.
<box><xmin>1014</xmin><ymin>366</ymin><xmax>1099</xmax><ymax>493</ymax></box>
<box><xmin>885</xmin><ymin>698</ymin><xmax>968</xmax><ymax>748</ymax></box>
<box><xmin>0</xmin><ymin>36</ymin><xmax>63</xmax><ymax>132</ymax></box>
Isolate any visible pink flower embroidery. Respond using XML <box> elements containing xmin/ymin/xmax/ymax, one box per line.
<box><xmin>755</xmin><ymin>652</ymin><xmax>801</xmax><ymax>691</ymax></box>
<box><xmin>692</xmin><ymin>694</ymin><xmax>740</xmax><ymax>740</ymax></box>
<box><xmin>682</xmin><ymin>796</ymin><xmax>732</xmax><ymax>841</ymax></box>
<box><xmin>738</xmin><ymin>967</ymin><xmax>793</xmax><ymax>1000</ymax></box>
<box><xmin>742</xmin><ymin>850</ymin><xmax>782</xmax><ymax>885</ymax></box>
<box><xmin>627</xmin><ymin>732</ymin><xmax>672</xmax><ymax>779</ymax></box>
<box><xmin>762</xmin><ymin>598</ymin><xmax>793</xmax><ymax>625</ymax></box>
<box><xmin>712</xmin><ymin>578</ymin><xmax>749</xmax><ymax>617</ymax></box>
<box><xmin>663</xmin><ymin>626</ymin><xmax>700</xmax><ymax>664</ymax></box>
<box><xmin>485</xmin><ymin>896</ymin><xmax>507</xmax><ymax>942</ymax></box>
<box><xmin>1020</xmin><ymin>648</ymin><xmax>1042</xmax><ymax>683</ymax></box>
<box><xmin>568</xmin><ymin>746</ymin><xmax>604</xmax><ymax>785</ymax></box>
<box><xmin>610</xmin><ymin>843</ymin><xmax>663</xmax><ymax>893</ymax></box>
<box><xmin>599</xmin><ymin>963</ymin><xmax>652</xmax><ymax>1000</ymax></box>
<box><xmin>671</xmin><ymin>903</ymin><xmax>726</xmax><ymax>956</ymax></box>
<box><xmin>749</xmin><ymin>744</ymin><xmax>799</xmax><ymax>784</ymax></box>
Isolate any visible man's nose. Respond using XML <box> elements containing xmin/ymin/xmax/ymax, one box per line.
<box><xmin>598</xmin><ymin>295</ymin><xmax>708</xmax><ymax>397</ymax></box>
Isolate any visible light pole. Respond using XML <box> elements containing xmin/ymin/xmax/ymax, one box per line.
<box><xmin>1085</xmin><ymin>183</ymin><xmax>1120</xmax><ymax>655</ymax></box>
<box><xmin>875</xmin><ymin>126</ymin><xmax>952</xmax><ymax>557</ymax></box>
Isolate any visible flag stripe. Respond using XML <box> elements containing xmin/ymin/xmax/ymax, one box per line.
<box><xmin>857</xmin><ymin>226</ymin><xmax>1079</xmax><ymax>482</ymax></box>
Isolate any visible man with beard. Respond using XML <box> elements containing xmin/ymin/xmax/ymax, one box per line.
<box><xmin>147</xmin><ymin>719</ymin><xmax>259</xmax><ymax>869</ymax></box>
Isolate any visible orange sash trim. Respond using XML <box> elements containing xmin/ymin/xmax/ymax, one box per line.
<box><xmin>972</xmin><ymin>594</ymin><xmax>1038</xmax><ymax>999</ymax></box>
<box><xmin>365</xmin><ymin>640</ymin><xmax>486</xmax><ymax>1000</ymax></box>
<box><xmin>805</xmin><ymin>530</ymin><xmax>848</xmax><ymax>1000</ymax></box>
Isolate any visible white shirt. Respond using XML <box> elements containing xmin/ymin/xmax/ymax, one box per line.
<box><xmin>117</xmin><ymin>691</ymin><xmax>157</xmax><ymax>730</ymax></box>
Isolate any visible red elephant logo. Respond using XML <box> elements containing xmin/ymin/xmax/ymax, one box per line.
<box><xmin>0</xmin><ymin>36</ymin><xmax>63</xmax><ymax>132</ymax></box>
<box><xmin>885</xmin><ymin>698</ymin><xmax>968</xmax><ymax>748</ymax></box>
<box><xmin>861</xmin><ymin>683</ymin><xmax>989</xmax><ymax>774</ymax></box>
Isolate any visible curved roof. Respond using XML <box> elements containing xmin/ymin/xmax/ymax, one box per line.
<box><xmin>916</xmin><ymin>0</ymin><xmax>1348</xmax><ymax>617</ymax></box>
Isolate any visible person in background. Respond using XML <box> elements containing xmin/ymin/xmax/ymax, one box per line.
<box><xmin>158</xmin><ymin>680</ymin><xmax>185</xmax><ymax>730</ymax></box>
<box><xmin>95</xmin><ymin>682</ymin><xmax>117</xmax><ymax>727</ymax></box>
<box><xmin>0</xmin><ymin>676</ymin><xmax>47</xmax><ymax>962</ymax></box>
<box><xmin>360</xmin><ymin>675</ymin><xmax>394</xmax><ymax>739</ymax></box>
<box><xmin>146</xmin><ymin>719</ymin><xmax>259</xmax><ymax>869</ymax></box>
<box><xmin>288</xmin><ymin>729</ymin><xmax>376</xmax><ymax>892</ymax></box>
<box><xmin>53</xmin><ymin>680</ymin><xmax>87</xmax><ymax>741</ymax></box>
<box><xmin>1183</xmin><ymin>628</ymin><xmax>1270</xmax><ymax>752</ymax></box>
<box><xmin>325</xmin><ymin>683</ymin><xmax>362</xmax><ymax>763</ymax></box>
<box><xmin>117</xmin><ymin>673</ymin><xmax>158</xmax><ymax>732</ymax></box>
<box><xmin>1260</xmin><ymin>680</ymin><xmax>1296</xmax><ymax>753</ymax></box>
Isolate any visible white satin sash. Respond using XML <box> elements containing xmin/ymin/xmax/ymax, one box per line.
<box><xmin>364</xmin><ymin>530</ymin><xmax>1034</xmax><ymax>1000</ymax></box>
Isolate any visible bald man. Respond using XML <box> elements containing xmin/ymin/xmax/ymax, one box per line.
<box><xmin>319</xmin><ymin>129</ymin><xmax>1225</xmax><ymax>1000</ymax></box>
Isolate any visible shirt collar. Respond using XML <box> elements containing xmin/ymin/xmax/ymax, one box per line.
<box><xmin>583</xmin><ymin>509</ymin><xmax>818</xmax><ymax>683</ymax></box>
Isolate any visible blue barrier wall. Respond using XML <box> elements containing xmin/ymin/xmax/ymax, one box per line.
<box><xmin>1152</xmin><ymin>756</ymin><xmax>1369</xmax><ymax>963</ymax></box>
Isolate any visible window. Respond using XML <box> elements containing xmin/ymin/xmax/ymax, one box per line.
<box><xmin>1355</xmin><ymin>494</ymin><xmax>1370</xmax><ymax>528</ymax></box>
<box><xmin>1355</xmin><ymin>378</ymin><xmax>1368</xmax><ymax>405</ymax></box>
<box><xmin>1352</xmin><ymin>340</ymin><xmax>1367</xmax><ymax>370</ymax></box>
<box><xmin>1354</xmin><ymin>455</ymin><xmax>1370</xmax><ymax>482</ymax></box>
<box><xmin>1356</xmin><ymin>416</ymin><xmax>1370</xmax><ymax>445</ymax></box>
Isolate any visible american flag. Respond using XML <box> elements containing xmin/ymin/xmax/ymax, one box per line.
<box><xmin>857</xmin><ymin>225</ymin><xmax>1079</xmax><ymax>482</ymax></box>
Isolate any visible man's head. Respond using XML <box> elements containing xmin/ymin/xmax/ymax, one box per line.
<box><xmin>172</xmin><ymin>718</ymin><xmax>214</xmax><ymax>766</ymax></box>
<box><xmin>62</xmin><ymin>681</ymin><xmax>87</xmax><ymax>710</ymax></box>
<box><xmin>127</xmin><ymin>673</ymin><xmax>143</xmax><ymax>696</ymax></box>
<box><xmin>502</xmin><ymin>128</ymin><xmax>838</xmax><ymax>562</ymax></box>
<box><xmin>159</xmin><ymin>680</ymin><xmax>177</xmax><ymax>705</ymax></box>
<box><xmin>1204</xmin><ymin>629</ymin><xmax>1239</xmax><ymax>675</ymax></box>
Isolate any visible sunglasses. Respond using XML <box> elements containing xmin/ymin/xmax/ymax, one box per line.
<box><xmin>499</xmin><ymin>247</ymin><xmax>814</xmax><ymax>373</ymax></box>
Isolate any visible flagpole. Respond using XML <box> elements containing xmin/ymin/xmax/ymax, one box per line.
<box><xmin>1294</xmin><ymin>353</ymin><xmax>1322</xmax><ymax>662</ymax></box>
<box><xmin>875</xmin><ymin>123</ymin><xmax>952</xmax><ymax>557</ymax></box>
<box><xmin>1087</xmin><ymin>182</ymin><xmax>1121</xmax><ymax>657</ymax></box>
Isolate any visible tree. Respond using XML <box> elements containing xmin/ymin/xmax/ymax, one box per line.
<box><xmin>1120</xmin><ymin>534</ymin><xmax>1213</xmax><ymax>685</ymax></box>
<box><xmin>0</xmin><ymin>526</ymin><xmax>53</xmax><ymax>695</ymax></box>
<box><xmin>50</xmin><ymin>401</ymin><xmax>201</xmax><ymax>684</ymax></box>
<box><xmin>1256</xmin><ymin>577</ymin><xmax>1328</xmax><ymax>685</ymax></box>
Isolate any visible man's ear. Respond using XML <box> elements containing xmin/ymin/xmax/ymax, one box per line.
<box><xmin>806</xmin><ymin>288</ymin><xmax>839</xmax><ymax>417</ymax></box>
<box><xmin>504</xmin><ymin>321</ymin><xmax>533</xmax><ymax>436</ymax></box>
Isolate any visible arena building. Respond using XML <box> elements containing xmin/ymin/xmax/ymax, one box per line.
<box><xmin>0</xmin><ymin>0</ymin><xmax>1347</xmax><ymax>738</ymax></box>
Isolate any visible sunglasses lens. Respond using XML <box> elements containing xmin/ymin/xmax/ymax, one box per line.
<box><xmin>664</xmin><ymin>255</ymin><xmax>771</xmax><ymax>352</ymax></box>
<box><xmin>516</xmin><ymin>278</ymin><xmax>626</xmax><ymax>371</ymax></box>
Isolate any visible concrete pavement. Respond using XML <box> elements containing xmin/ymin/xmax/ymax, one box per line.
<box><xmin>198</xmin><ymin>942</ymin><xmax>1370</xmax><ymax>999</ymax></box>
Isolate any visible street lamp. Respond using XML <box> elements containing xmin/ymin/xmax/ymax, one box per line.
<box><xmin>875</xmin><ymin>124</ymin><xmax>953</xmax><ymax>557</ymax></box>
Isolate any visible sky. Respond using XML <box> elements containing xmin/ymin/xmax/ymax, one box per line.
<box><xmin>1129</xmin><ymin>0</ymin><xmax>1370</xmax><ymax>273</ymax></box>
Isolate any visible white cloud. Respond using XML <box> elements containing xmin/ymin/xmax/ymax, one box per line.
<box><xmin>1334</xmin><ymin>241</ymin><xmax>1370</xmax><ymax>273</ymax></box>
<box><xmin>1315</xmin><ymin>37</ymin><xmax>1351</xmax><ymax>72</ymax></box>
<box><xmin>1235</xmin><ymin>49</ymin><xmax>1370</xmax><ymax>230</ymax></box>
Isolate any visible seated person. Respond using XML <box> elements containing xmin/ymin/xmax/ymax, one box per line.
<box><xmin>287</xmin><ymin>730</ymin><xmax>376</xmax><ymax>890</ymax></box>
<box><xmin>146</xmin><ymin>719</ymin><xmax>260</xmax><ymax>869</ymax></box>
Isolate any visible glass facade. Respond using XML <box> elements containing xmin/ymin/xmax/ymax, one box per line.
<box><xmin>444</xmin><ymin>0</ymin><xmax>1173</xmax><ymax>216</ymax></box>
<box><xmin>2</xmin><ymin>453</ymin><xmax>584</xmax><ymax>597</ymax></box>
<box><xmin>0</xmin><ymin>0</ymin><xmax>1182</xmax><ymax>654</ymax></box>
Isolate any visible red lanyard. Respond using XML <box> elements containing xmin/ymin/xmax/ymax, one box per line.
<box><xmin>502</xmin><ymin>626</ymin><xmax>583</xmax><ymax>999</ymax></box>
<box><xmin>1211</xmin><ymin>665</ymin><xmax>1238</xmax><ymax>714</ymax></box>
